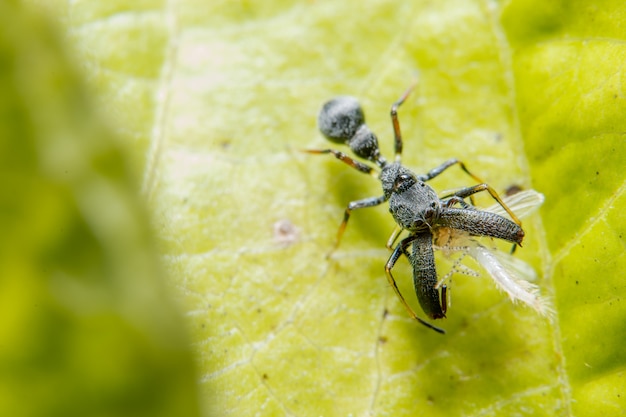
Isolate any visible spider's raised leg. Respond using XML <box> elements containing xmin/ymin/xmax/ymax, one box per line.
<box><xmin>390</xmin><ymin>83</ymin><xmax>417</xmax><ymax>161</ymax></box>
<box><xmin>443</xmin><ymin>183</ymin><xmax>522</xmax><ymax>226</ymax></box>
<box><xmin>418</xmin><ymin>159</ymin><xmax>521</xmax><ymax>225</ymax></box>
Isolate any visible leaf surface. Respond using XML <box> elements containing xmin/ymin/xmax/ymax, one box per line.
<box><xmin>24</xmin><ymin>0</ymin><xmax>626</xmax><ymax>416</ymax></box>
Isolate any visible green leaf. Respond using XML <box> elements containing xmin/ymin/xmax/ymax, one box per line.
<box><xmin>503</xmin><ymin>1</ymin><xmax>626</xmax><ymax>415</ymax></box>
<box><xmin>22</xmin><ymin>0</ymin><xmax>626</xmax><ymax>416</ymax></box>
<box><xmin>0</xmin><ymin>2</ymin><xmax>200</xmax><ymax>417</ymax></box>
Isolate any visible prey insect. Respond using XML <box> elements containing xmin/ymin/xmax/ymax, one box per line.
<box><xmin>306</xmin><ymin>86</ymin><xmax>532</xmax><ymax>334</ymax></box>
<box><xmin>434</xmin><ymin>189</ymin><xmax>552</xmax><ymax>316</ymax></box>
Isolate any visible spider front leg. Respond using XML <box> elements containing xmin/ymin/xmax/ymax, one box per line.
<box><xmin>419</xmin><ymin>158</ymin><xmax>522</xmax><ymax>226</ymax></box>
<box><xmin>418</xmin><ymin>158</ymin><xmax>484</xmax><ymax>184</ymax></box>
<box><xmin>385</xmin><ymin>233</ymin><xmax>445</xmax><ymax>334</ymax></box>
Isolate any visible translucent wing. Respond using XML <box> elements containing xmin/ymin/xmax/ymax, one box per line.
<box><xmin>485</xmin><ymin>189</ymin><xmax>545</xmax><ymax>220</ymax></box>
<box><xmin>434</xmin><ymin>189</ymin><xmax>552</xmax><ymax>316</ymax></box>
<box><xmin>466</xmin><ymin>243</ymin><xmax>553</xmax><ymax>316</ymax></box>
<box><xmin>439</xmin><ymin>189</ymin><xmax>544</xmax><ymax>219</ymax></box>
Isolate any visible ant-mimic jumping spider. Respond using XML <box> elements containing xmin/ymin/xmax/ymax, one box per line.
<box><xmin>306</xmin><ymin>85</ymin><xmax>529</xmax><ymax>334</ymax></box>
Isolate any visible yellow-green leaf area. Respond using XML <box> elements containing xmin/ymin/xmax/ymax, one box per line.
<box><xmin>142</xmin><ymin>0</ymin><xmax>560</xmax><ymax>416</ymax></box>
<box><xmin>503</xmin><ymin>0</ymin><xmax>626</xmax><ymax>415</ymax></box>
<box><xmin>24</xmin><ymin>0</ymin><xmax>626</xmax><ymax>416</ymax></box>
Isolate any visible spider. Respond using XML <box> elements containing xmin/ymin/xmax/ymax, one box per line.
<box><xmin>306</xmin><ymin>86</ymin><xmax>527</xmax><ymax>334</ymax></box>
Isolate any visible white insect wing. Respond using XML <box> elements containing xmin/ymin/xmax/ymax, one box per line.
<box><xmin>435</xmin><ymin>189</ymin><xmax>552</xmax><ymax>316</ymax></box>
<box><xmin>484</xmin><ymin>189</ymin><xmax>545</xmax><ymax>219</ymax></box>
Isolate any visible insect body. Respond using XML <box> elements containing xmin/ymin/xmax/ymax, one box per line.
<box><xmin>307</xmin><ymin>86</ymin><xmax>535</xmax><ymax>334</ymax></box>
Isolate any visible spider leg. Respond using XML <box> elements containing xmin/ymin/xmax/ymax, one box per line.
<box><xmin>442</xmin><ymin>183</ymin><xmax>522</xmax><ymax>226</ymax></box>
<box><xmin>303</xmin><ymin>149</ymin><xmax>376</xmax><ymax>176</ymax></box>
<box><xmin>390</xmin><ymin>83</ymin><xmax>417</xmax><ymax>161</ymax></box>
<box><xmin>418</xmin><ymin>158</ymin><xmax>483</xmax><ymax>183</ymax></box>
<box><xmin>325</xmin><ymin>194</ymin><xmax>387</xmax><ymax>257</ymax></box>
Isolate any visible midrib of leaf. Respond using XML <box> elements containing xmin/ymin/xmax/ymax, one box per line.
<box><xmin>141</xmin><ymin>0</ymin><xmax>179</xmax><ymax>202</ymax></box>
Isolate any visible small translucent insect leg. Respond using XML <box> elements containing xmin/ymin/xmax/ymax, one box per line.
<box><xmin>390</xmin><ymin>83</ymin><xmax>417</xmax><ymax>161</ymax></box>
<box><xmin>327</xmin><ymin>195</ymin><xmax>387</xmax><ymax>257</ymax></box>
<box><xmin>303</xmin><ymin>149</ymin><xmax>376</xmax><ymax>176</ymax></box>
<box><xmin>444</xmin><ymin>183</ymin><xmax>522</xmax><ymax>226</ymax></box>
<box><xmin>385</xmin><ymin>234</ymin><xmax>445</xmax><ymax>334</ymax></box>
<box><xmin>386</xmin><ymin>225</ymin><xmax>403</xmax><ymax>250</ymax></box>
<box><xmin>441</xmin><ymin>285</ymin><xmax>448</xmax><ymax>315</ymax></box>
<box><xmin>442</xmin><ymin>195</ymin><xmax>473</xmax><ymax>209</ymax></box>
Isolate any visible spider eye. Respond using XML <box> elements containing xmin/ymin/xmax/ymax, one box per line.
<box><xmin>394</xmin><ymin>173</ymin><xmax>413</xmax><ymax>189</ymax></box>
<box><xmin>412</xmin><ymin>218</ymin><xmax>428</xmax><ymax>230</ymax></box>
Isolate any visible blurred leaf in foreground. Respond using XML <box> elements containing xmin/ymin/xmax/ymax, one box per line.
<box><xmin>0</xmin><ymin>3</ymin><xmax>200</xmax><ymax>417</ymax></box>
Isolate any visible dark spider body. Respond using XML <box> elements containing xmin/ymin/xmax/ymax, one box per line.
<box><xmin>307</xmin><ymin>88</ymin><xmax>524</xmax><ymax>333</ymax></box>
